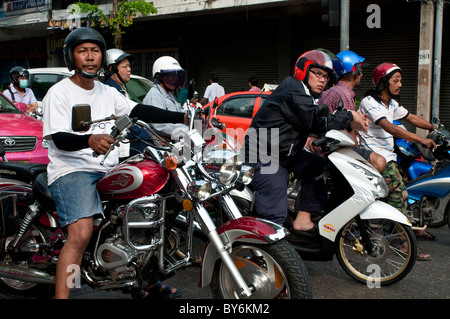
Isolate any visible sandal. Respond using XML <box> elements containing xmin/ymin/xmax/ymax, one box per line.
<box><xmin>146</xmin><ymin>281</ymin><xmax>182</xmax><ymax>299</ymax></box>
<box><xmin>416</xmin><ymin>247</ymin><xmax>432</xmax><ymax>261</ymax></box>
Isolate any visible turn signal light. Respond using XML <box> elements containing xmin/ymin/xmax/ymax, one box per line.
<box><xmin>182</xmin><ymin>199</ymin><xmax>193</xmax><ymax>211</ymax></box>
<box><xmin>165</xmin><ymin>156</ymin><xmax>178</xmax><ymax>170</ymax></box>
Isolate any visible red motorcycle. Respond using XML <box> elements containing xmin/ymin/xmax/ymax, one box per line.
<box><xmin>0</xmin><ymin>105</ymin><xmax>311</xmax><ymax>299</ymax></box>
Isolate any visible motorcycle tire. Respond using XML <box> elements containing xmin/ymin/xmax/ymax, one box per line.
<box><xmin>0</xmin><ymin>225</ymin><xmax>54</xmax><ymax>299</ymax></box>
<box><xmin>335</xmin><ymin>218</ymin><xmax>417</xmax><ymax>286</ymax></box>
<box><xmin>210</xmin><ymin>239</ymin><xmax>312</xmax><ymax>299</ymax></box>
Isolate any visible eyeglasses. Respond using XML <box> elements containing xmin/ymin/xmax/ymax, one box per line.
<box><xmin>309</xmin><ymin>70</ymin><xmax>330</xmax><ymax>81</ymax></box>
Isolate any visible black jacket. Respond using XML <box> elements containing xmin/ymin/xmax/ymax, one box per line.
<box><xmin>243</xmin><ymin>76</ymin><xmax>353</xmax><ymax>168</ymax></box>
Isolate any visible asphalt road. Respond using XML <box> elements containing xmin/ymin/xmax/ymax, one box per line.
<box><xmin>69</xmin><ymin>224</ymin><xmax>450</xmax><ymax>300</ymax></box>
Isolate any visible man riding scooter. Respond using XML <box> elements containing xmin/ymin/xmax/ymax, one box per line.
<box><xmin>243</xmin><ymin>49</ymin><xmax>370</xmax><ymax>235</ymax></box>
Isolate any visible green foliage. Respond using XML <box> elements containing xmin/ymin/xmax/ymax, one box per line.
<box><xmin>69</xmin><ymin>0</ymin><xmax>157</xmax><ymax>48</ymax></box>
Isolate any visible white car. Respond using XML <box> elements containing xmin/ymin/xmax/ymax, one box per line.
<box><xmin>28</xmin><ymin>67</ymin><xmax>153</xmax><ymax>107</ymax></box>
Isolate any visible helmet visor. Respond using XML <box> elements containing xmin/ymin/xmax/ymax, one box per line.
<box><xmin>161</xmin><ymin>69</ymin><xmax>186</xmax><ymax>88</ymax></box>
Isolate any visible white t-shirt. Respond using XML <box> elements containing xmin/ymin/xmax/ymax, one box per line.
<box><xmin>358</xmin><ymin>95</ymin><xmax>409</xmax><ymax>163</ymax></box>
<box><xmin>43</xmin><ymin>78</ymin><xmax>137</xmax><ymax>185</ymax></box>
<box><xmin>203</xmin><ymin>82</ymin><xmax>225</xmax><ymax>102</ymax></box>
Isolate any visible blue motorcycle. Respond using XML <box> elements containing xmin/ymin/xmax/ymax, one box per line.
<box><xmin>394</xmin><ymin>120</ymin><xmax>450</xmax><ymax>229</ymax></box>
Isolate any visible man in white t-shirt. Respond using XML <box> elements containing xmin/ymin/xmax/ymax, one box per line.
<box><xmin>359</xmin><ymin>63</ymin><xmax>436</xmax><ymax>260</ymax></box>
<box><xmin>200</xmin><ymin>73</ymin><xmax>225</xmax><ymax>105</ymax></box>
<box><xmin>43</xmin><ymin>28</ymin><xmax>186</xmax><ymax>299</ymax></box>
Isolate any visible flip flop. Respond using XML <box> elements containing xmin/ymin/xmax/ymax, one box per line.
<box><xmin>290</xmin><ymin>224</ymin><xmax>318</xmax><ymax>237</ymax></box>
<box><xmin>416</xmin><ymin>247</ymin><xmax>432</xmax><ymax>261</ymax></box>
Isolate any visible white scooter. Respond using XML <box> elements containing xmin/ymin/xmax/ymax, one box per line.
<box><xmin>235</xmin><ymin>120</ymin><xmax>417</xmax><ymax>286</ymax></box>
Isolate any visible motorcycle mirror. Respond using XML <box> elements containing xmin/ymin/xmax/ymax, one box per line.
<box><xmin>318</xmin><ymin>104</ymin><xmax>330</xmax><ymax>118</ymax></box>
<box><xmin>72</xmin><ymin>104</ymin><xmax>92</xmax><ymax>132</ymax></box>
<box><xmin>212</xmin><ymin>97</ymin><xmax>219</xmax><ymax>109</ymax></box>
<box><xmin>337</xmin><ymin>99</ymin><xmax>344</xmax><ymax>111</ymax></box>
<box><xmin>211</xmin><ymin>117</ymin><xmax>225</xmax><ymax>130</ymax></box>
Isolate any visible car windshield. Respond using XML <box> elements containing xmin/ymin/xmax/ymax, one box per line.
<box><xmin>0</xmin><ymin>94</ymin><xmax>21</xmax><ymax>114</ymax></box>
<box><xmin>31</xmin><ymin>73</ymin><xmax>68</xmax><ymax>101</ymax></box>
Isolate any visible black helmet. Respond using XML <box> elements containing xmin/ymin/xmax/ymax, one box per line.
<box><xmin>63</xmin><ymin>27</ymin><xmax>107</xmax><ymax>78</ymax></box>
<box><xmin>9</xmin><ymin>66</ymin><xmax>29</xmax><ymax>86</ymax></box>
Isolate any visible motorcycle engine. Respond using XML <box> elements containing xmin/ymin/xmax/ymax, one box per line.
<box><xmin>96</xmin><ymin>238</ymin><xmax>139</xmax><ymax>282</ymax></box>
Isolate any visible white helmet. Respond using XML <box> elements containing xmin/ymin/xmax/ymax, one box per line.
<box><xmin>105</xmin><ymin>48</ymin><xmax>133</xmax><ymax>76</ymax></box>
<box><xmin>152</xmin><ymin>56</ymin><xmax>186</xmax><ymax>88</ymax></box>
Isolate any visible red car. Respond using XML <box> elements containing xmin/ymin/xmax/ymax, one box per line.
<box><xmin>204</xmin><ymin>90</ymin><xmax>273</xmax><ymax>147</ymax></box>
<box><xmin>0</xmin><ymin>91</ymin><xmax>49</xmax><ymax>163</ymax></box>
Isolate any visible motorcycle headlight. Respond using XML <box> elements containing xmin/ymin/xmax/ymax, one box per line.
<box><xmin>349</xmin><ymin>162</ymin><xmax>388</xmax><ymax>198</ymax></box>
<box><xmin>187</xmin><ymin>180</ymin><xmax>212</xmax><ymax>201</ymax></box>
<box><xmin>219</xmin><ymin>155</ymin><xmax>239</xmax><ymax>185</ymax></box>
<box><xmin>239</xmin><ymin>164</ymin><xmax>254</xmax><ymax>185</ymax></box>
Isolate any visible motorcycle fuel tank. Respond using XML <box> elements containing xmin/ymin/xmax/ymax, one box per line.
<box><xmin>97</xmin><ymin>158</ymin><xmax>170</xmax><ymax>200</ymax></box>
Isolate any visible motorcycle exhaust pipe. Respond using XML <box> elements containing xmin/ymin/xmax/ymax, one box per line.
<box><xmin>0</xmin><ymin>265</ymin><xmax>55</xmax><ymax>285</ymax></box>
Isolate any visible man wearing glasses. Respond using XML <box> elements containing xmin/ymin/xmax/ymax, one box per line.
<box><xmin>243</xmin><ymin>49</ymin><xmax>369</xmax><ymax>235</ymax></box>
<box><xmin>317</xmin><ymin>50</ymin><xmax>386</xmax><ymax>174</ymax></box>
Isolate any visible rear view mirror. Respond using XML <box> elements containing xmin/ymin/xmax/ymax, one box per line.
<box><xmin>318</xmin><ymin>104</ymin><xmax>330</xmax><ymax>118</ymax></box>
<box><xmin>212</xmin><ymin>97</ymin><xmax>219</xmax><ymax>109</ymax></box>
<box><xmin>72</xmin><ymin>104</ymin><xmax>92</xmax><ymax>132</ymax></box>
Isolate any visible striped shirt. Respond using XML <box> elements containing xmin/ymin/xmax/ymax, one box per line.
<box><xmin>358</xmin><ymin>95</ymin><xmax>409</xmax><ymax>163</ymax></box>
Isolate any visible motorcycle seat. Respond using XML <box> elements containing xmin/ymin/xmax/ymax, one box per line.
<box><xmin>32</xmin><ymin>172</ymin><xmax>56</xmax><ymax>211</ymax></box>
<box><xmin>0</xmin><ymin>162</ymin><xmax>48</xmax><ymax>184</ymax></box>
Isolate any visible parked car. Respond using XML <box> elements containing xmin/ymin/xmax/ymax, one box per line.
<box><xmin>28</xmin><ymin>67</ymin><xmax>153</xmax><ymax>107</ymax></box>
<box><xmin>203</xmin><ymin>87</ymin><xmax>275</xmax><ymax>146</ymax></box>
<box><xmin>0</xmin><ymin>91</ymin><xmax>49</xmax><ymax>163</ymax></box>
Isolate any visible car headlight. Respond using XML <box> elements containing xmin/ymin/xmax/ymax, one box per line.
<box><xmin>42</xmin><ymin>139</ymin><xmax>49</xmax><ymax>149</ymax></box>
<box><xmin>349</xmin><ymin>162</ymin><xmax>388</xmax><ymax>198</ymax></box>
<box><xmin>187</xmin><ymin>180</ymin><xmax>212</xmax><ymax>201</ymax></box>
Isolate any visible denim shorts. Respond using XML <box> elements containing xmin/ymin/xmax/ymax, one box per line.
<box><xmin>49</xmin><ymin>171</ymin><xmax>105</xmax><ymax>227</ymax></box>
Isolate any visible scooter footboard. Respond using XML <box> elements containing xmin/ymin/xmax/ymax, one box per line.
<box><xmin>200</xmin><ymin>217</ymin><xmax>288</xmax><ymax>287</ymax></box>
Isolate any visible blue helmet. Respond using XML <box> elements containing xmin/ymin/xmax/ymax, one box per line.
<box><xmin>336</xmin><ymin>50</ymin><xmax>366</xmax><ymax>76</ymax></box>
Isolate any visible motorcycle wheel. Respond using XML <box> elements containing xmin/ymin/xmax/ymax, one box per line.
<box><xmin>421</xmin><ymin>196</ymin><xmax>448</xmax><ymax>228</ymax></box>
<box><xmin>0</xmin><ymin>226</ymin><xmax>54</xmax><ymax>299</ymax></box>
<box><xmin>210</xmin><ymin>239</ymin><xmax>312</xmax><ymax>299</ymax></box>
<box><xmin>336</xmin><ymin>218</ymin><xmax>417</xmax><ymax>286</ymax></box>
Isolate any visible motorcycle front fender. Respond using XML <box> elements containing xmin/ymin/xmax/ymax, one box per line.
<box><xmin>319</xmin><ymin>200</ymin><xmax>412</xmax><ymax>242</ymax></box>
<box><xmin>359</xmin><ymin>200</ymin><xmax>412</xmax><ymax>226</ymax></box>
<box><xmin>199</xmin><ymin>217</ymin><xmax>288</xmax><ymax>288</ymax></box>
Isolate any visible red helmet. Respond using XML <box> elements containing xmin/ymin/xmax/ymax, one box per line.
<box><xmin>372</xmin><ymin>62</ymin><xmax>402</xmax><ymax>89</ymax></box>
<box><xmin>293</xmin><ymin>49</ymin><xmax>340</xmax><ymax>83</ymax></box>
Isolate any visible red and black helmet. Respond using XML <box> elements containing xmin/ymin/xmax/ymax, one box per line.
<box><xmin>372</xmin><ymin>62</ymin><xmax>402</xmax><ymax>91</ymax></box>
<box><xmin>293</xmin><ymin>49</ymin><xmax>341</xmax><ymax>85</ymax></box>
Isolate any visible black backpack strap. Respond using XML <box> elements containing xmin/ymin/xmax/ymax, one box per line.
<box><xmin>7</xmin><ymin>87</ymin><xmax>15</xmax><ymax>103</ymax></box>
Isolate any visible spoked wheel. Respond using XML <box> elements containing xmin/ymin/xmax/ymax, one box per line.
<box><xmin>0</xmin><ymin>226</ymin><xmax>54</xmax><ymax>299</ymax></box>
<box><xmin>210</xmin><ymin>240</ymin><xmax>311</xmax><ymax>299</ymax></box>
<box><xmin>336</xmin><ymin>218</ymin><xmax>417</xmax><ymax>286</ymax></box>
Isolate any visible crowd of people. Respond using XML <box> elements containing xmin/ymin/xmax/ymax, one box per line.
<box><xmin>3</xmin><ymin>26</ymin><xmax>439</xmax><ymax>298</ymax></box>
